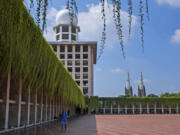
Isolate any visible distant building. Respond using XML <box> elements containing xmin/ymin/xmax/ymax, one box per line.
<box><xmin>125</xmin><ymin>72</ymin><xmax>133</xmax><ymax>96</ymax></box>
<box><xmin>138</xmin><ymin>72</ymin><xmax>146</xmax><ymax>97</ymax></box>
<box><xmin>49</xmin><ymin>9</ymin><xmax>97</xmax><ymax>96</ymax></box>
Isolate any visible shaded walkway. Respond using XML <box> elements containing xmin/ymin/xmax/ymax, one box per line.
<box><xmin>1</xmin><ymin>115</ymin><xmax>97</xmax><ymax>135</ymax></box>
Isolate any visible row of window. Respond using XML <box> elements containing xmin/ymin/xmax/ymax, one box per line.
<box><xmin>56</xmin><ymin>26</ymin><xmax>76</xmax><ymax>33</ymax></box>
<box><xmin>67</xmin><ymin>67</ymin><xmax>88</xmax><ymax>72</ymax></box>
<box><xmin>60</xmin><ymin>54</ymin><xmax>88</xmax><ymax>59</ymax></box>
<box><xmin>66</xmin><ymin>60</ymin><xmax>88</xmax><ymax>66</ymax></box>
<box><xmin>76</xmin><ymin>81</ymin><xmax>88</xmax><ymax>86</ymax></box>
<box><xmin>56</xmin><ymin>34</ymin><xmax>76</xmax><ymax>41</ymax></box>
<box><xmin>53</xmin><ymin>45</ymin><xmax>88</xmax><ymax>52</ymax></box>
<box><xmin>75</xmin><ymin>74</ymin><xmax>88</xmax><ymax>79</ymax></box>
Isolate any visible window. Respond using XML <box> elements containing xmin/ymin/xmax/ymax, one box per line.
<box><xmin>75</xmin><ymin>61</ymin><xmax>80</xmax><ymax>66</ymax></box>
<box><xmin>75</xmin><ymin>45</ymin><xmax>80</xmax><ymax>52</ymax></box>
<box><xmin>61</xmin><ymin>61</ymin><xmax>65</xmax><ymax>65</ymax></box>
<box><xmin>68</xmin><ymin>45</ymin><xmax>72</xmax><ymax>52</ymax></box>
<box><xmin>83</xmin><ymin>45</ymin><xmax>88</xmax><ymax>52</ymax></box>
<box><xmin>83</xmin><ymin>60</ymin><xmax>88</xmax><ymax>66</ymax></box>
<box><xmin>83</xmin><ymin>74</ymin><xmax>88</xmax><ymax>79</ymax></box>
<box><xmin>72</xmin><ymin>27</ymin><xmax>76</xmax><ymax>33</ymax></box>
<box><xmin>83</xmin><ymin>88</ymin><xmax>88</xmax><ymax>94</ymax></box>
<box><xmin>75</xmin><ymin>54</ymin><xmax>80</xmax><ymax>59</ymax></box>
<box><xmin>71</xmin><ymin>34</ymin><xmax>76</xmax><ymax>40</ymax></box>
<box><xmin>62</xmin><ymin>26</ymin><xmax>69</xmax><ymax>32</ymax></box>
<box><xmin>75</xmin><ymin>67</ymin><xmax>80</xmax><ymax>72</ymax></box>
<box><xmin>52</xmin><ymin>46</ymin><xmax>57</xmax><ymax>52</ymax></box>
<box><xmin>67</xmin><ymin>61</ymin><xmax>72</xmax><ymax>66</ymax></box>
<box><xmin>56</xmin><ymin>35</ymin><xmax>60</xmax><ymax>40</ymax></box>
<box><xmin>60</xmin><ymin>45</ymin><xmax>65</xmax><ymax>52</ymax></box>
<box><xmin>56</xmin><ymin>27</ymin><xmax>60</xmax><ymax>33</ymax></box>
<box><xmin>68</xmin><ymin>67</ymin><xmax>72</xmax><ymax>72</ymax></box>
<box><xmin>83</xmin><ymin>54</ymin><xmax>88</xmax><ymax>59</ymax></box>
<box><xmin>83</xmin><ymin>81</ymin><xmax>88</xmax><ymax>86</ymax></box>
<box><xmin>68</xmin><ymin>54</ymin><xmax>72</xmax><ymax>59</ymax></box>
<box><xmin>75</xmin><ymin>74</ymin><xmax>80</xmax><ymax>79</ymax></box>
<box><xmin>62</xmin><ymin>34</ymin><xmax>69</xmax><ymax>39</ymax></box>
<box><xmin>76</xmin><ymin>81</ymin><xmax>80</xmax><ymax>86</ymax></box>
<box><xmin>60</xmin><ymin>54</ymin><xmax>65</xmax><ymax>59</ymax></box>
<box><xmin>83</xmin><ymin>67</ymin><xmax>88</xmax><ymax>72</ymax></box>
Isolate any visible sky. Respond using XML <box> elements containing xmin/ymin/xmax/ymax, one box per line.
<box><xmin>31</xmin><ymin>0</ymin><xmax>180</xmax><ymax>97</ymax></box>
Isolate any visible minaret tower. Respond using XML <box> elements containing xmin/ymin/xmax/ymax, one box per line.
<box><xmin>125</xmin><ymin>72</ymin><xmax>133</xmax><ymax>96</ymax></box>
<box><xmin>138</xmin><ymin>72</ymin><xmax>146</xmax><ymax>97</ymax></box>
<box><xmin>53</xmin><ymin>8</ymin><xmax>80</xmax><ymax>42</ymax></box>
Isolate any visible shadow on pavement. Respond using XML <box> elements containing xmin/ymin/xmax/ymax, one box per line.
<box><xmin>1</xmin><ymin>115</ymin><xmax>98</xmax><ymax>135</ymax></box>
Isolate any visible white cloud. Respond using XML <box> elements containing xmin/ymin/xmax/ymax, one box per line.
<box><xmin>134</xmin><ymin>79</ymin><xmax>151</xmax><ymax>84</ymax></box>
<box><xmin>78</xmin><ymin>2</ymin><xmax>137</xmax><ymax>48</ymax></box>
<box><xmin>43</xmin><ymin>8</ymin><xmax>58</xmax><ymax>41</ymax></box>
<box><xmin>111</xmin><ymin>67</ymin><xmax>124</xmax><ymax>73</ymax></box>
<box><xmin>44</xmin><ymin>3</ymin><xmax>137</xmax><ymax>45</ymax></box>
<box><xmin>171</xmin><ymin>29</ymin><xmax>180</xmax><ymax>44</ymax></box>
<box><xmin>96</xmin><ymin>67</ymin><xmax>102</xmax><ymax>72</ymax></box>
<box><xmin>157</xmin><ymin>0</ymin><xmax>180</xmax><ymax>8</ymax></box>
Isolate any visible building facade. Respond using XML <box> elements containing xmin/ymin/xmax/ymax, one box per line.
<box><xmin>49</xmin><ymin>9</ymin><xmax>97</xmax><ymax>96</ymax></box>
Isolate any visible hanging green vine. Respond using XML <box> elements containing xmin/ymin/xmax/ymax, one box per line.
<box><xmin>127</xmin><ymin>0</ymin><xmax>133</xmax><ymax>38</ymax></box>
<box><xmin>0</xmin><ymin>0</ymin><xmax>85</xmax><ymax>108</ymax></box>
<box><xmin>139</xmin><ymin>0</ymin><xmax>144</xmax><ymax>51</ymax></box>
<box><xmin>27</xmin><ymin>0</ymin><xmax>149</xmax><ymax>60</ymax></box>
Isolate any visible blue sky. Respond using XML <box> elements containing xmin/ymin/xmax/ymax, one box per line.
<box><xmin>36</xmin><ymin>0</ymin><xmax>180</xmax><ymax>97</ymax></box>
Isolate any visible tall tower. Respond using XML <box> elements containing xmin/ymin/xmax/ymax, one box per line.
<box><xmin>53</xmin><ymin>9</ymin><xmax>80</xmax><ymax>42</ymax></box>
<box><xmin>138</xmin><ymin>72</ymin><xmax>146</xmax><ymax>97</ymax></box>
<box><xmin>49</xmin><ymin>8</ymin><xmax>97</xmax><ymax>97</ymax></box>
<box><xmin>125</xmin><ymin>72</ymin><xmax>133</xmax><ymax>96</ymax></box>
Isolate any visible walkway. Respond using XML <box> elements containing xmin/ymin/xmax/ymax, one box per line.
<box><xmin>1</xmin><ymin>115</ymin><xmax>97</xmax><ymax>135</ymax></box>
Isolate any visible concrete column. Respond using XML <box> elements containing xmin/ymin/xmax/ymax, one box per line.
<box><xmin>45</xmin><ymin>96</ymin><xmax>48</xmax><ymax>121</ymax></box>
<box><xmin>154</xmin><ymin>103</ymin><xmax>157</xmax><ymax>114</ymax></box>
<box><xmin>118</xmin><ymin>105</ymin><xmax>120</xmax><ymax>114</ymax></box>
<box><xmin>111</xmin><ymin>105</ymin><xmax>113</xmax><ymax>114</ymax></box>
<box><xmin>34</xmin><ymin>93</ymin><xmax>37</xmax><ymax>124</ymax></box>
<box><xmin>40</xmin><ymin>93</ymin><xmax>43</xmax><ymax>122</ymax></box>
<box><xmin>103</xmin><ymin>108</ymin><xmax>105</xmax><ymax>114</ymax></box>
<box><xmin>53</xmin><ymin>98</ymin><xmax>54</xmax><ymax>120</ymax></box>
<box><xmin>132</xmin><ymin>104</ymin><xmax>135</xmax><ymax>114</ymax></box>
<box><xmin>125</xmin><ymin>106</ymin><xmax>127</xmax><ymax>114</ymax></box>
<box><xmin>69</xmin><ymin>26</ymin><xmax>72</xmax><ymax>42</ymax></box>
<box><xmin>60</xmin><ymin>26</ymin><xmax>62</xmax><ymax>41</ymax></box>
<box><xmin>169</xmin><ymin>106</ymin><xmax>171</xmax><ymax>114</ymax></box>
<box><xmin>161</xmin><ymin>105</ymin><xmax>164</xmax><ymax>114</ymax></box>
<box><xmin>147</xmin><ymin>103</ymin><xmax>149</xmax><ymax>114</ymax></box>
<box><xmin>17</xmin><ymin>79</ymin><xmax>22</xmax><ymax>127</ymax></box>
<box><xmin>49</xmin><ymin>98</ymin><xmax>51</xmax><ymax>120</ymax></box>
<box><xmin>177</xmin><ymin>104</ymin><xmax>179</xmax><ymax>114</ymax></box>
<box><xmin>5</xmin><ymin>70</ymin><xmax>11</xmax><ymax>129</ymax></box>
<box><xmin>140</xmin><ymin>104</ymin><xmax>142</xmax><ymax>114</ymax></box>
<box><xmin>27</xmin><ymin>87</ymin><xmax>30</xmax><ymax>125</ymax></box>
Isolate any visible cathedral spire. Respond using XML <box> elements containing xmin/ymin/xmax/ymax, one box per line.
<box><xmin>125</xmin><ymin>72</ymin><xmax>133</xmax><ymax>96</ymax></box>
<box><xmin>138</xmin><ymin>72</ymin><xmax>146</xmax><ymax>97</ymax></box>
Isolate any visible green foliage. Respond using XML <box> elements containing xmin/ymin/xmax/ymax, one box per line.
<box><xmin>160</xmin><ymin>92</ymin><xmax>180</xmax><ymax>98</ymax></box>
<box><xmin>0</xmin><ymin>0</ymin><xmax>85</xmax><ymax>107</ymax></box>
<box><xmin>147</xmin><ymin>94</ymin><xmax>159</xmax><ymax>97</ymax></box>
<box><xmin>89</xmin><ymin>96</ymin><xmax>99</xmax><ymax>109</ymax></box>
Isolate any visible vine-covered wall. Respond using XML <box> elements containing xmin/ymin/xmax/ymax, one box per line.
<box><xmin>0</xmin><ymin>0</ymin><xmax>85</xmax><ymax>107</ymax></box>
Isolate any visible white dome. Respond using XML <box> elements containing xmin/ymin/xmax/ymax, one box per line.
<box><xmin>56</xmin><ymin>9</ymin><xmax>78</xmax><ymax>26</ymax></box>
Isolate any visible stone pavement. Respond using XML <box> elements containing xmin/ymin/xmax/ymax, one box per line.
<box><xmin>2</xmin><ymin>114</ymin><xmax>180</xmax><ymax>135</ymax></box>
<box><xmin>96</xmin><ymin>114</ymin><xmax>180</xmax><ymax>135</ymax></box>
<box><xmin>1</xmin><ymin>115</ymin><xmax>97</xmax><ymax>135</ymax></box>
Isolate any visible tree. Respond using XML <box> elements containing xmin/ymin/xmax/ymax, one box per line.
<box><xmin>28</xmin><ymin>0</ymin><xmax>150</xmax><ymax>60</ymax></box>
<box><xmin>147</xmin><ymin>94</ymin><xmax>159</xmax><ymax>98</ymax></box>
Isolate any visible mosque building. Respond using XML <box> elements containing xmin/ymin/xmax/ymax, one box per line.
<box><xmin>49</xmin><ymin>9</ymin><xmax>97</xmax><ymax>97</ymax></box>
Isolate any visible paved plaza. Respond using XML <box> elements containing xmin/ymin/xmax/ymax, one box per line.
<box><xmin>2</xmin><ymin>115</ymin><xmax>180</xmax><ymax>135</ymax></box>
<box><xmin>96</xmin><ymin>115</ymin><xmax>180</xmax><ymax>135</ymax></box>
